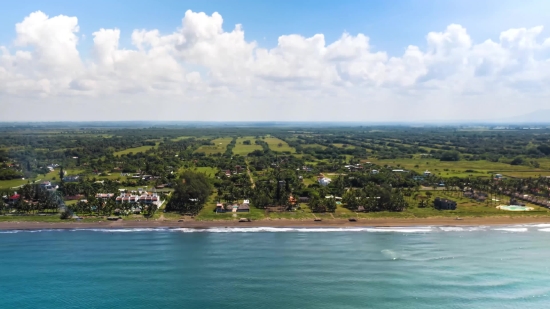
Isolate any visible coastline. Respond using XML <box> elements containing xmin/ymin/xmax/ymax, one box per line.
<box><xmin>1</xmin><ymin>216</ymin><xmax>550</xmax><ymax>230</ymax></box>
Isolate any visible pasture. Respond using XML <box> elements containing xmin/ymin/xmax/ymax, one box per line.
<box><xmin>114</xmin><ymin>144</ymin><xmax>158</xmax><ymax>156</ymax></box>
<box><xmin>264</xmin><ymin>136</ymin><xmax>295</xmax><ymax>153</ymax></box>
<box><xmin>368</xmin><ymin>158</ymin><xmax>550</xmax><ymax>178</ymax></box>
<box><xmin>233</xmin><ymin>137</ymin><xmax>262</xmax><ymax>155</ymax></box>
<box><xmin>194</xmin><ymin>137</ymin><xmax>233</xmax><ymax>155</ymax></box>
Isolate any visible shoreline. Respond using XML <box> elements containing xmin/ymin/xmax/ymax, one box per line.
<box><xmin>1</xmin><ymin>216</ymin><xmax>550</xmax><ymax>230</ymax></box>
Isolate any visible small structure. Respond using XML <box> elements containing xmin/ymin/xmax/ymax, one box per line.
<box><xmin>237</xmin><ymin>204</ymin><xmax>250</xmax><ymax>212</ymax></box>
<box><xmin>298</xmin><ymin>197</ymin><xmax>310</xmax><ymax>203</ymax></box>
<box><xmin>318</xmin><ymin>177</ymin><xmax>331</xmax><ymax>186</ymax></box>
<box><xmin>7</xmin><ymin>193</ymin><xmax>20</xmax><ymax>205</ymax></box>
<box><xmin>215</xmin><ymin>203</ymin><xmax>225</xmax><ymax>213</ymax></box>
<box><xmin>371</xmin><ymin>170</ymin><xmax>379</xmax><ymax>175</ymax></box>
<box><xmin>357</xmin><ymin>205</ymin><xmax>365</xmax><ymax>212</ymax></box>
<box><xmin>434</xmin><ymin>197</ymin><xmax>457</xmax><ymax>210</ymax></box>
<box><xmin>423</xmin><ymin>170</ymin><xmax>431</xmax><ymax>177</ymax></box>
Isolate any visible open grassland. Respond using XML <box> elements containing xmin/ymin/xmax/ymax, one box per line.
<box><xmin>233</xmin><ymin>137</ymin><xmax>262</xmax><ymax>155</ymax></box>
<box><xmin>114</xmin><ymin>143</ymin><xmax>159</xmax><ymax>156</ymax></box>
<box><xmin>369</xmin><ymin>158</ymin><xmax>550</xmax><ymax>178</ymax></box>
<box><xmin>194</xmin><ymin>137</ymin><xmax>233</xmax><ymax>155</ymax></box>
<box><xmin>179</xmin><ymin>166</ymin><xmax>218</xmax><ymax>178</ymax></box>
<box><xmin>264</xmin><ymin>136</ymin><xmax>295</xmax><ymax>153</ymax></box>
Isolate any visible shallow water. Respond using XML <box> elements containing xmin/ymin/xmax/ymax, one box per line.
<box><xmin>1</xmin><ymin>226</ymin><xmax>550</xmax><ymax>308</ymax></box>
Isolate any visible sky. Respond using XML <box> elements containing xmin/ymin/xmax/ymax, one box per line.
<box><xmin>2</xmin><ymin>0</ymin><xmax>550</xmax><ymax>122</ymax></box>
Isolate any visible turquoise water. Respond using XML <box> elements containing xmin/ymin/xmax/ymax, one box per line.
<box><xmin>2</xmin><ymin>226</ymin><xmax>550</xmax><ymax>308</ymax></box>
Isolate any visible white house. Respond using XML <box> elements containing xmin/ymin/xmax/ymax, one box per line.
<box><xmin>371</xmin><ymin>170</ymin><xmax>379</xmax><ymax>174</ymax></box>
<box><xmin>318</xmin><ymin>177</ymin><xmax>332</xmax><ymax>186</ymax></box>
<box><xmin>424</xmin><ymin>170</ymin><xmax>431</xmax><ymax>176</ymax></box>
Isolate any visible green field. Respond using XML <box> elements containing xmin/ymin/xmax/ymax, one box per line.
<box><xmin>194</xmin><ymin>137</ymin><xmax>233</xmax><ymax>155</ymax></box>
<box><xmin>369</xmin><ymin>158</ymin><xmax>550</xmax><ymax>178</ymax></box>
<box><xmin>233</xmin><ymin>137</ymin><xmax>262</xmax><ymax>155</ymax></box>
<box><xmin>114</xmin><ymin>144</ymin><xmax>158</xmax><ymax>156</ymax></box>
<box><xmin>179</xmin><ymin>166</ymin><xmax>218</xmax><ymax>178</ymax></box>
<box><xmin>264</xmin><ymin>137</ymin><xmax>295</xmax><ymax>153</ymax></box>
<box><xmin>0</xmin><ymin>170</ymin><xmax>59</xmax><ymax>190</ymax></box>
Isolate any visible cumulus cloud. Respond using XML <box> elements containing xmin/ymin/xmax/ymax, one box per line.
<box><xmin>1</xmin><ymin>10</ymin><xmax>550</xmax><ymax>121</ymax></box>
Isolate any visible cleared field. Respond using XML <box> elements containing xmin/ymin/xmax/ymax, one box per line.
<box><xmin>233</xmin><ymin>137</ymin><xmax>262</xmax><ymax>155</ymax></box>
<box><xmin>264</xmin><ymin>137</ymin><xmax>295</xmax><ymax>153</ymax></box>
<box><xmin>369</xmin><ymin>158</ymin><xmax>550</xmax><ymax>178</ymax></box>
<box><xmin>114</xmin><ymin>144</ymin><xmax>158</xmax><ymax>156</ymax></box>
<box><xmin>194</xmin><ymin>138</ymin><xmax>233</xmax><ymax>155</ymax></box>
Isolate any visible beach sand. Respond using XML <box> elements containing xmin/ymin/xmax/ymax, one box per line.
<box><xmin>1</xmin><ymin>216</ymin><xmax>550</xmax><ymax>230</ymax></box>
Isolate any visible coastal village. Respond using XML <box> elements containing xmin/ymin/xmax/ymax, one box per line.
<box><xmin>2</xmin><ymin>127</ymin><xmax>550</xmax><ymax>223</ymax></box>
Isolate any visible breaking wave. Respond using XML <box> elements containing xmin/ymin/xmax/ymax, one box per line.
<box><xmin>1</xmin><ymin>224</ymin><xmax>550</xmax><ymax>233</ymax></box>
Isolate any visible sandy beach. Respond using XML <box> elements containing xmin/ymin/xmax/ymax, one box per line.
<box><xmin>2</xmin><ymin>216</ymin><xmax>550</xmax><ymax>230</ymax></box>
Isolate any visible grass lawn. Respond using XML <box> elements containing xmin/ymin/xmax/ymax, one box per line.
<box><xmin>264</xmin><ymin>136</ymin><xmax>295</xmax><ymax>153</ymax></box>
<box><xmin>233</xmin><ymin>137</ymin><xmax>262</xmax><ymax>155</ymax></box>
<box><xmin>114</xmin><ymin>143</ymin><xmax>158</xmax><ymax>156</ymax></box>
<box><xmin>194</xmin><ymin>137</ymin><xmax>233</xmax><ymax>155</ymax></box>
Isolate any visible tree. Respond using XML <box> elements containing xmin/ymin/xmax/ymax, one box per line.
<box><xmin>440</xmin><ymin>151</ymin><xmax>460</xmax><ymax>161</ymax></box>
<box><xmin>166</xmin><ymin>171</ymin><xmax>212</xmax><ymax>214</ymax></box>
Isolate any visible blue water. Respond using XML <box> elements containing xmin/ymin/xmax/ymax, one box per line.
<box><xmin>2</xmin><ymin>225</ymin><xmax>550</xmax><ymax>308</ymax></box>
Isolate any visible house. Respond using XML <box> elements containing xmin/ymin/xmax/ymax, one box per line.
<box><xmin>96</xmin><ymin>193</ymin><xmax>115</xmax><ymax>200</ymax></box>
<box><xmin>413</xmin><ymin>176</ymin><xmax>424</xmax><ymax>181</ymax></box>
<box><xmin>424</xmin><ymin>170</ymin><xmax>431</xmax><ymax>177</ymax></box>
<box><xmin>318</xmin><ymin>177</ymin><xmax>331</xmax><ymax>186</ymax></box>
<box><xmin>371</xmin><ymin>170</ymin><xmax>379</xmax><ymax>175</ymax></box>
<box><xmin>392</xmin><ymin>169</ymin><xmax>406</xmax><ymax>173</ymax></box>
<box><xmin>237</xmin><ymin>204</ymin><xmax>250</xmax><ymax>212</ymax></box>
<box><xmin>63</xmin><ymin>176</ymin><xmax>80</xmax><ymax>182</ymax></box>
<box><xmin>357</xmin><ymin>205</ymin><xmax>365</xmax><ymax>212</ymax></box>
<box><xmin>215</xmin><ymin>203</ymin><xmax>226</xmax><ymax>213</ymax></box>
<box><xmin>434</xmin><ymin>197</ymin><xmax>457</xmax><ymax>210</ymax></box>
<box><xmin>8</xmin><ymin>194</ymin><xmax>20</xmax><ymax>205</ymax></box>
<box><xmin>40</xmin><ymin>181</ymin><xmax>57</xmax><ymax>191</ymax></box>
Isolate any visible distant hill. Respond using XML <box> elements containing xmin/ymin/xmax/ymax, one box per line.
<box><xmin>494</xmin><ymin>109</ymin><xmax>550</xmax><ymax>124</ymax></box>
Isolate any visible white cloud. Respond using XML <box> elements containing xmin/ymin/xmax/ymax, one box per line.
<box><xmin>1</xmin><ymin>10</ymin><xmax>550</xmax><ymax>121</ymax></box>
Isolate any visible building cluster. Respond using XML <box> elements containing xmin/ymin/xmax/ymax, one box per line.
<box><xmin>93</xmin><ymin>192</ymin><xmax>164</xmax><ymax>207</ymax></box>
<box><xmin>215</xmin><ymin>199</ymin><xmax>250</xmax><ymax>213</ymax></box>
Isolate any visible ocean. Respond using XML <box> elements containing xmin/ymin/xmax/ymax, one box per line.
<box><xmin>1</xmin><ymin>225</ymin><xmax>550</xmax><ymax>308</ymax></box>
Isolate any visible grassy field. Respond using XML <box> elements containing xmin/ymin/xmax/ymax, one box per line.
<box><xmin>178</xmin><ymin>166</ymin><xmax>218</xmax><ymax>178</ymax></box>
<box><xmin>233</xmin><ymin>137</ymin><xmax>262</xmax><ymax>156</ymax></box>
<box><xmin>368</xmin><ymin>157</ymin><xmax>550</xmax><ymax>178</ymax></box>
<box><xmin>114</xmin><ymin>144</ymin><xmax>158</xmax><ymax>156</ymax></box>
<box><xmin>0</xmin><ymin>170</ymin><xmax>60</xmax><ymax>190</ymax></box>
<box><xmin>194</xmin><ymin>137</ymin><xmax>233</xmax><ymax>155</ymax></box>
<box><xmin>264</xmin><ymin>136</ymin><xmax>295</xmax><ymax>153</ymax></box>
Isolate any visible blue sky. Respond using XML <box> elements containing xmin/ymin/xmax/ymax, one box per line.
<box><xmin>2</xmin><ymin>0</ymin><xmax>550</xmax><ymax>121</ymax></box>
<box><xmin>2</xmin><ymin>0</ymin><xmax>550</xmax><ymax>56</ymax></box>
